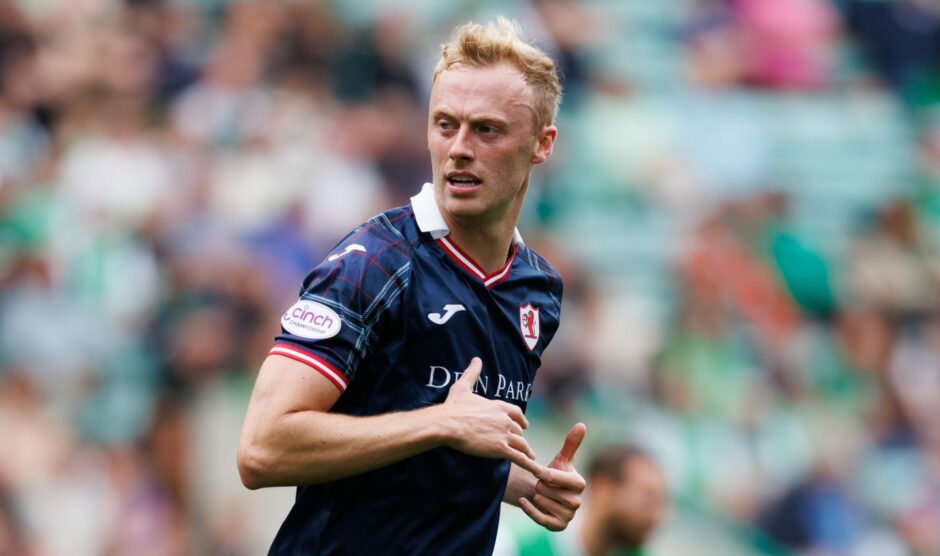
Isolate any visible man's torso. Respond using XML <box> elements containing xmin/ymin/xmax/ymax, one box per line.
<box><xmin>268</xmin><ymin>201</ymin><xmax>563</xmax><ymax>555</ymax></box>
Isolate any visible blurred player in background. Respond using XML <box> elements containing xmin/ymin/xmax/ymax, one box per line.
<box><xmin>238</xmin><ymin>17</ymin><xmax>586</xmax><ymax>555</ymax></box>
<box><xmin>509</xmin><ymin>444</ymin><xmax>669</xmax><ymax>556</ymax></box>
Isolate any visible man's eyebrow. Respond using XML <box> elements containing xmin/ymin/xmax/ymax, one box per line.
<box><xmin>470</xmin><ymin>115</ymin><xmax>509</xmax><ymax>126</ymax></box>
<box><xmin>429</xmin><ymin>110</ymin><xmax>509</xmax><ymax>125</ymax></box>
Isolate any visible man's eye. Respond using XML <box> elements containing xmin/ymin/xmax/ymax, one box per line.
<box><xmin>439</xmin><ymin>121</ymin><xmax>453</xmax><ymax>130</ymax></box>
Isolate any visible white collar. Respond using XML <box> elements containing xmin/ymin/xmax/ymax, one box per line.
<box><xmin>409</xmin><ymin>183</ymin><xmax>525</xmax><ymax>246</ymax></box>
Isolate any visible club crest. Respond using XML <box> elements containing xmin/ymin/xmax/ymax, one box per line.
<box><xmin>519</xmin><ymin>303</ymin><xmax>540</xmax><ymax>351</ymax></box>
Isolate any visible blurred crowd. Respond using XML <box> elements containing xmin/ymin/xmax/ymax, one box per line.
<box><xmin>0</xmin><ymin>0</ymin><xmax>939</xmax><ymax>555</ymax></box>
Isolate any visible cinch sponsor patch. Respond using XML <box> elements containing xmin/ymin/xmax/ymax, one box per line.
<box><xmin>282</xmin><ymin>300</ymin><xmax>342</xmax><ymax>340</ymax></box>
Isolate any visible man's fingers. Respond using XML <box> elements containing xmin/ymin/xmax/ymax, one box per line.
<box><xmin>535</xmin><ymin>481</ymin><xmax>582</xmax><ymax>510</ymax></box>
<box><xmin>500</xmin><ymin>402</ymin><xmax>529</xmax><ymax>430</ymax></box>
<box><xmin>549</xmin><ymin>422</ymin><xmax>586</xmax><ymax>470</ymax></box>
<box><xmin>454</xmin><ymin>357</ymin><xmax>482</xmax><ymax>390</ymax></box>
<box><xmin>507</xmin><ymin>448</ymin><xmax>543</xmax><ymax>479</ymax></box>
<box><xmin>508</xmin><ymin>434</ymin><xmax>537</xmax><ymax>462</ymax></box>
<box><xmin>537</xmin><ymin>467</ymin><xmax>586</xmax><ymax>492</ymax></box>
<box><xmin>533</xmin><ymin>493</ymin><xmax>575</xmax><ymax>522</ymax></box>
<box><xmin>519</xmin><ymin>497</ymin><xmax>566</xmax><ymax>532</ymax></box>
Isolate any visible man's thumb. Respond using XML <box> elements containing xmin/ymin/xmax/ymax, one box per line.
<box><xmin>455</xmin><ymin>357</ymin><xmax>482</xmax><ymax>390</ymax></box>
<box><xmin>550</xmin><ymin>423</ymin><xmax>587</xmax><ymax>470</ymax></box>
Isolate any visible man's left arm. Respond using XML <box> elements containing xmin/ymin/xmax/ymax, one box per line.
<box><xmin>503</xmin><ymin>423</ymin><xmax>587</xmax><ymax>531</ymax></box>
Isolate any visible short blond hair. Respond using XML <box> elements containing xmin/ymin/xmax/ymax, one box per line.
<box><xmin>432</xmin><ymin>17</ymin><xmax>562</xmax><ymax>130</ymax></box>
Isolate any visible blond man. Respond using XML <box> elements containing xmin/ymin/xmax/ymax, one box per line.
<box><xmin>238</xmin><ymin>18</ymin><xmax>585</xmax><ymax>554</ymax></box>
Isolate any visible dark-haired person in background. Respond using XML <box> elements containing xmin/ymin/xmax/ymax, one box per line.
<box><xmin>508</xmin><ymin>444</ymin><xmax>668</xmax><ymax>556</ymax></box>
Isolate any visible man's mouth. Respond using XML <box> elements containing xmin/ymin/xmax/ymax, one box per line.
<box><xmin>446</xmin><ymin>173</ymin><xmax>482</xmax><ymax>188</ymax></box>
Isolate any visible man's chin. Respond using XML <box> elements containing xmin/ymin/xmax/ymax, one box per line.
<box><xmin>441</xmin><ymin>198</ymin><xmax>487</xmax><ymax>220</ymax></box>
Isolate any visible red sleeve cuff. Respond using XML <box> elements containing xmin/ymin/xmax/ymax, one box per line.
<box><xmin>268</xmin><ymin>343</ymin><xmax>349</xmax><ymax>393</ymax></box>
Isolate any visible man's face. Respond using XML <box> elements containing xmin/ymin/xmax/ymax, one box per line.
<box><xmin>428</xmin><ymin>63</ymin><xmax>555</xmax><ymax>227</ymax></box>
<box><xmin>608</xmin><ymin>458</ymin><xmax>669</xmax><ymax>549</ymax></box>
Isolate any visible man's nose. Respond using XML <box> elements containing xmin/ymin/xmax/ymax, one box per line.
<box><xmin>448</xmin><ymin>126</ymin><xmax>474</xmax><ymax>162</ymax></box>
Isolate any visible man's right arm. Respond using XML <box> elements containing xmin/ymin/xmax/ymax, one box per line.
<box><xmin>237</xmin><ymin>355</ymin><xmax>541</xmax><ymax>489</ymax></box>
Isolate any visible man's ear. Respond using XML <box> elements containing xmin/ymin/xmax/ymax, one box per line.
<box><xmin>532</xmin><ymin>125</ymin><xmax>557</xmax><ymax>164</ymax></box>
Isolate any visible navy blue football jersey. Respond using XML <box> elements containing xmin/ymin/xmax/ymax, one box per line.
<box><xmin>267</xmin><ymin>183</ymin><xmax>563</xmax><ymax>555</ymax></box>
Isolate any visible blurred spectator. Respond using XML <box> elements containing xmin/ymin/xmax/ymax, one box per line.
<box><xmin>845</xmin><ymin>0</ymin><xmax>940</xmax><ymax>104</ymax></box>
<box><xmin>329</xmin><ymin>12</ymin><xmax>421</xmax><ymax>103</ymax></box>
<box><xmin>846</xmin><ymin>199</ymin><xmax>940</xmax><ymax>319</ymax></box>
<box><xmin>578</xmin><ymin>445</ymin><xmax>670</xmax><ymax>555</ymax></box>
<box><xmin>887</xmin><ymin>318</ymin><xmax>940</xmax><ymax>434</ymax></box>
<box><xmin>527</xmin><ymin>0</ymin><xmax>598</xmax><ymax>105</ymax></box>
<box><xmin>762</xmin><ymin>192</ymin><xmax>838</xmax><ymax>319</ymax></box>
<box><xmin>759</xmin><ymin>465</ymin><xmax>862</xmax><ymax>554</ymax></box>
<box><xmin>171</xmin><ymin>38</ymin><xmax>271</xmax><ymax>149</ymax></box>
<box><xmin>733</xmin><ymin>0</ymin><xmax>839</xmax><ymax>90</ymax></box>
<box><xmin>504</xmin><ymin>444</ymin><xmax>669</xmax><ymax>556</ymax></box>
<box><xmin>678</xmin><ymin>202</ymin><xmax>801</xmax><ymax>357</ymax></box>
<box><xmin>99</xmin><ymin>445</ymin><xmax>188</xmax><ymax>556</ymax></box>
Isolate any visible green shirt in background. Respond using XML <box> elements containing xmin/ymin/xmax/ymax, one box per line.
<box><xmin>514</xmin><ymin>524</ymin><xmax>646</xmax><ymax>556</ymax></box>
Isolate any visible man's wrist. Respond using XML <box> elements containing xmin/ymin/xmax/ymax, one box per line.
<box><xmin>505</xmin><ymin>463</ymin><xmax>539</xmax><ymax>504</ymax></box>
<box><xmin>518</xmin><ymin>468</ymin><xmax>538</xmax><ymax>500</ymax></box>
<box><xmin>418</xmin><ymin>403</ymin><xmax>455</xmax><ymax>448</ymax></box>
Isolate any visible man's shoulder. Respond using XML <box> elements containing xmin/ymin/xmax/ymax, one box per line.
<box><xmin>517</xmin><ymin>245</ymin><xmax>564</xmax><ymax>289</ymax></box>
<box><xmin>350</xmin><ymin>204</ymin><xmax>419</xmax><ymax>250</ymax></box>
<box><xmin>299</xmin><ymin>205</ymin><xmax>419</xmax><ymax>300</ymax></box>
<box><xmin>327</xmin><ymin>205</ymin><xmax>420</xmax><ymax>267</ymax></box>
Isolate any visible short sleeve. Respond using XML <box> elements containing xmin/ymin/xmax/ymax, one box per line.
<box><xmin>269</xmin><ymin>225</ymin><xmax>411</xmax><ymax>393</ymax></box>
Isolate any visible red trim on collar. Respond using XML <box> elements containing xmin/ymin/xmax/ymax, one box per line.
<box><xmin>436</xmin><ymin>237</ymin><xmax>517</xmax><ymax>289</ymax></box>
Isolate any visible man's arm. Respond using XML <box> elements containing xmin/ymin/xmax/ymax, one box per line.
<box><xmin>237</xmin><ymin>356</ymin><xmax>541</xmax><ymax>488</ymax></box>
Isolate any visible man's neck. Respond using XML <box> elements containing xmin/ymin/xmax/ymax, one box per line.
<box><xmin>444</xmin><ymin>212</ymin><xmax>518</xmax><ymax>274</ymax></box>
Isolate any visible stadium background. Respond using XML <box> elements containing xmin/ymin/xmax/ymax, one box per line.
<box><xmin>1</xmin><ymin>0</ymin><xmax>939</xmax><ymax>554</ymax></box>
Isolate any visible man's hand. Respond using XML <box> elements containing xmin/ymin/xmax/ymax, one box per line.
<box><xmin>519</xmin><ymin>423</ymin><xmax>587</xmax><ymax>531</ymax></box>
<box><xmin>439</xmin><ymin>358</ymin><xmax>542</xmax><ymax>477</ymax></box>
